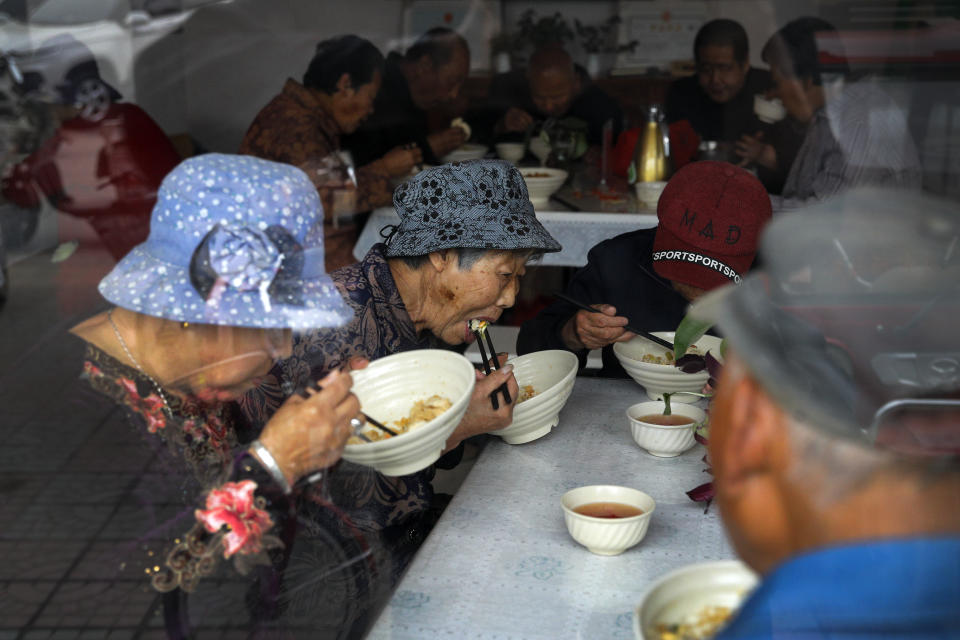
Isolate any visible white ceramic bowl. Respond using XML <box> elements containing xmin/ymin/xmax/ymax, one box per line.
<box><xmin>627</xmin><ymin>401</ymin><xmax>707</xmax><ymax>457</ymax></box>
<box><xmin>613</xmin><ymin>332</ymin><xmax>723</xmax><ymax>402</ymax></box>
<box><xmin>520</xmin><ymin>167</ymin><xmax>568</xmax><ymax>207</ymax></box>
<box><xmin>561</xmin><ymin>485</ymin><xmax>656</xmax><ymax>555</ymax></box>
<box><xmin>341</xmin><ymin>350</ymin><xmax>475</xmax><ymax>476</ymax></box>
<box><xmin>490</xmin><ymin>350</ymin><xmax>579</xmax><ymax>444</ymax></box>
<box><xmin>634</xmin><ymin>560</ymin><xmax>758</xmax><ymax>639</ymax></box>
<box><xmin>495</xmin><ymin>142</ymin><xmax>525</xmax><ymax>164</ymax></box>
<box><xmin>754</xmin><ymin>94</ymin><xmax>786</xmax><ymax>124</ymax></box>
<box><xmin>634</xmin><ymin>180</ymin><xmax>667</xmax><ymax>209</ymax></box>
<box><xmin>441</xmin><ymin>143</ymin><xmax>488</xmax><ymax>163</ymax></box>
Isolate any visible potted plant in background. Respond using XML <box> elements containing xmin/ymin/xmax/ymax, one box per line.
<box><xmin>575</xmin><ymin>16</ymin><xmax>638</xmax><ymax>78</ymax></box>
<box><xmin>516</xmin><ymin>10</ymin><xmax>574</xmax><ymax>54</ymax></box>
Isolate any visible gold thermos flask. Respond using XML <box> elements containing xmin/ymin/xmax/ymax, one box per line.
<box><xmin>629</xmin><ymin>105</ymin><xmax>671</xmax><ymax>184</ymax></box>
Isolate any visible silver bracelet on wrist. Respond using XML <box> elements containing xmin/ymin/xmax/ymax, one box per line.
<box><xmin>249</xmin><ymin>440</ymin><xmax>292</xmax><ymax>495</ymax></box>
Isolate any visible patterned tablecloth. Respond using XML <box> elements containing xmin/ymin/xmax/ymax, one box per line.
<box><xmin>353</xmin><ymin>207</ymin><xmax>659</xmax><ymax>268</ymax></box>
<box><xmin>366</xmin><ymin>377</ymin><xmax>734</xmax><ymax>640</ymax></box>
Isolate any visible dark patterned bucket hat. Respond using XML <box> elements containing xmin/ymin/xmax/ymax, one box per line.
<box><xmin>98</xmin><ymin>153</ymin><xmax>352</xmax><ymax>330</ymax></box>
<box><xmin>384</xmin><ymin>159</ymin><xmax>561</xmax><ymax>256</ymax></box>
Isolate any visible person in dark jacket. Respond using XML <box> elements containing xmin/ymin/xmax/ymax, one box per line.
<box><xmin>480</xmin><ymin>45</ymin><xmax>623</xmax><ymax>147</ymax></box>
<box><xmin>341</xmin><ymin>27</ymin><xmax>469</xmax><ymax>167</ymax></box>
<box><xmin>516</xmin><ymin>161</ymin><xmax>771</xmax><ymax>377</ymax></box>
<box><xmin>665</xmin><ymin>19</ymin><xmax>804</xmax><ymax>194</ymax></box>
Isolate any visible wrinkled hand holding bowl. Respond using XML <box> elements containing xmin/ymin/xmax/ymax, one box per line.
<box><xmin>613</xmin><ymin>332</ymin><xmax>722</xmax><ymax>402</ymax></box>
<box><xmin>495</xmin><ymin>142</ymin><xmax>525</xmax><ymax>164</ymax></box>
<box><xmin>561</xmin><ymin>485</ymin><xmax>656</xmax><ymax>556</ymax></box>
<box><xmin>342</xmin><ymin>350</ymin><xmax>475</xmax><ymax>476</ymax></box>
<box><xmin>441</xmin><ymin>143</ymin><xmax>488</xmax><ymax>163</ymax></box>
<box><xmin>634</xmin><ymin>180</ymin><xmax>667</xmax><ymax>209</ymax></box>
<box><xmin>754</xmin><ymin>94</ymin><xmax>786</xmax><ymax>124</ymax></box>
<box><xmin>520</xmin><ymin>167</ymin><xmax>568</xmax><ymax>208</ymax></box>
<box><xmin>627</xmin><ymin>401</ymin><xmax>707</xmax><ymax>457</ymax></box>
<box><xmin>490</xmin><ymin>350</ymin><xmax>578</xmax><ymax>444</ymax></box>
<box><xmin>634</xmin><ymin>560</ymin><xmax>758</xmax><ymax>640</ymax></box>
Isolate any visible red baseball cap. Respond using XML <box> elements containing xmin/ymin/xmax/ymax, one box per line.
<box><xmin>653</xmin><ymin>161</ymin><xmax>772</xmax><ymax>291</ymax></box>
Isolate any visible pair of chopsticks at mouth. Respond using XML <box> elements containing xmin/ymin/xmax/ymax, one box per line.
<box><xmin>295</xmin><ymin>380</ymin><xmax>398</xmax><ymax>442</ymax></box>
<box><xmin>473</xmin><ymin>325</ymin><xmax>513</xmax><ymax>410</ymax></box>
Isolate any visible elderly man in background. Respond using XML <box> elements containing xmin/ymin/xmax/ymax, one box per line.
<box><xmin>517</xmin><ymin>161</ymin><xmax>771</xmax><ymax>377</ymax></box>
<box><xmin>763</xmin><ymin>17</ymin><xmax>921</xmax><ymax>210</ymax></box>
<box><xmin>342</xmin><ymin>27</ymin><xmax>470</xmax><ymax>167</ymax></box>
<box><xmin>666</xmin><ymin>19</ymin><xmax>771</xmax><ymax>143</ymax></box>
<box><xmin>697</xmin><ymin>189</ymin><xmax>960</xmax><ymax>637</ymax></box>
<box><xmin>240</xmin><ymin>35</ymin><xmax>421</xmax><ymax>269</ymax></box>
<box><xmin>666</xmin><ymin>19</ymin><xmax>803</xmax><ymax>193</ymax></box>
<box><xmin>482</xmin><ymin>45</ymin><xmax>622</xmax><ymax>146</ymax></box>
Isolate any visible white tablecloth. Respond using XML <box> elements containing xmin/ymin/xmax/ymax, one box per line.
<box><xmin>354</xmin><ymin>207</ymin><xmax>659</xmax><ymax>268</ymax></box>
<box><xmin>366</xmin><ymin>378</ymin><xmax>734</xmax><ymax>639</ymax></box>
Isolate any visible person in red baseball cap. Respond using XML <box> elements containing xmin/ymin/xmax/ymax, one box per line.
<box><xmin>517</xmin><ymin>161</ymin><xmax>772</xmax><ymax>377</ymax></box>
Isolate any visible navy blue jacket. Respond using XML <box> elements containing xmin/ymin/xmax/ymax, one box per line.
<box><xmin>517</xmin><ymin>228</ymin><xmax>690</xmax><ymax>378</ymax></box>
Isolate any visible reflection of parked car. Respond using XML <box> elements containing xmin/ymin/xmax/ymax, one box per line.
<box><xmin>0</xmin><ymin>0</ymin><xmax>228</xmax><ymax>103</ymax></box>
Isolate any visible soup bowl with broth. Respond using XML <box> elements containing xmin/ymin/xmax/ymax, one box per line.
<box><xmin>627</xmin><ymin>401</ymin><xmax>707</xmax><ymax>457</ymax></box>
<box><xmin>561</xmin><ymin>485</ymin><xmax>656</xmax><ymax>555</ymax></box>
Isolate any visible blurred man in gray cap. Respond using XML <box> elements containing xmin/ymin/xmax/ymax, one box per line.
<box><xmin>693</xmin><ymin>188</ymin><xmax>960</xmax><ymax>637</ymax></box>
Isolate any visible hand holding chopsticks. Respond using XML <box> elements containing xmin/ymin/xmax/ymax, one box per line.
<box><xmin>553</xmin><ymin>292</ymin><xmax>706</xmax><ymax>373</ymax></box>
<box><xmin>296</xmin><ymin>379</ymin><xmax>398</xmax><ymax>439</ymax></box>
<box><xmin>472</xmin><ymin>323</ymin><xmax>512</xmax><ymax>410</ymax></box>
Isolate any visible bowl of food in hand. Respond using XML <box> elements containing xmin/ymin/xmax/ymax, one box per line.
<box><xmin>489</xmin><ymin>349</ymin><xmax>579</xmax><ymax>444</ymax></box>
<box><xmin>561</xmin><ymin>485</ymin><xmax>656</xmax><ymax>556</ymax></box>
<box><xmin>627</xmin><ymin>401</ymin><xmax>707</xmax><ymax>457</ymax></box>
<box><xmin>441</xmin><ymin>143</ymin><xmax>489</xmax><ymax>163</ymax></box>
<box><xmin>634</xmin><ymin>560</ymin><xmax>758</xmax><ymax>640</ymax></box>
<box><xmin>613</xmin><ymin>332</ymin><xmax>722</xmax><ymax>402</ymax></box>
<box><xmin>343</xmin><ymin>349</ymin><xmax>476</xmax><ymax>476</ymax></box>
<box><xmin>495</xmin><ymin>142</ymin><xmax>526</xmax><ymax>164</ymax></box>
<box><xmin>754</xmin><ymin>94</ymin><xmax>786</xmax><ymax>124</ymax></box>
<box><xmin>520</xmin><ymin>167</ymin><xmax>568</xmax><ymax>208</ymax></box>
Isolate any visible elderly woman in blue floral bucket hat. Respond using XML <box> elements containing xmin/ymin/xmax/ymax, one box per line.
<box><xmin>69</xmin><ymin>154</ymin><xmax>360</xmax><ymax>606</ymax></box>
<box><xmin>240</xmin><ymin>159</ymin><xmax>561</xmax><ymax>602</ymax></box>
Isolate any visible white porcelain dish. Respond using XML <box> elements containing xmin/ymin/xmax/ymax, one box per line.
<box><xmin>613</xmin><ymin>332</ymin><xmax>723</xmax><ymax>402</ymax></box>
<box><xmin>342</xmin><ymin>350</ymin><xmax>475</xmax><ymax>476</ymax></box>
<box><xmin>441</xmin><ymin>143</ymin><xmax>488</xmax><ymax>163</ymax></box>
<box><xmin>495</xmin><ymin>142</ymin><xmax>525</xmax><ymax>163</ymax></box>
<box><xmin>561</xmin><ymin>485</ymin><xmax>656</xmax><ymax>556</ymax></box>
<box><xmin>520</xmin><ymin>167</ymin><xmax>568</xmax><ymax>208</ymax></box>
<box><xmin>490</xmin><ymin>350</ymin><xmax>578</xmax><ymax>444</ymax></box>
<box><xmin>634</xmin><ymin>560</ymin><xmax>758</xmax><ymax>639</ymax></box>
<box><xmin>627</xmin><ymin>401</ymin><xmax>707</xmax><ymax>457</ymax></box>
<box><xmin>754</xmin><ymin>94</ymin><xmax>786</xmax><ymax>123</ymax></box>
<box><xmin>634</xmin><ymin>180</ymin><xmax>667</xmax><ymax>209</ymax></box>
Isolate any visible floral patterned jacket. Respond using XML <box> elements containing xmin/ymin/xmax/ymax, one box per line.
<box><xmin>240</xmin><ymin>244</ymin><xmax>457</xmax><ymax>534</ymax></box>
<box><xmin>239</xmin><ymin>79</ymin><xmax>393</xmax><ymax>216</ymax></box>
<box><xmin>81</xmin><ymin>344</ymin><xmax>292</xmax><ymax>593</ymax></box>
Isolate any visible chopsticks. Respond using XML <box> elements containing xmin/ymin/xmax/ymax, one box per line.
<box><xmin>553</xmin><ymin>292</ymin><xmax>675</xmax><ymax>350</ymax></box>
<box><xmin>472</xmin><ymin>325</ymin><xmax>512</xmax><ymax>410</ymax></box>
<box><xmin>296</xmin><ymin>381</ymin><xmax>399</xmax><ymax>439</ymax></box>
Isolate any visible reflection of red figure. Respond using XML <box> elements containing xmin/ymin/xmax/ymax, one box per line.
<box><xmin>2</xmin><ymin>103</ymin><xmax>181</xmax><ymax>261</ymax></box>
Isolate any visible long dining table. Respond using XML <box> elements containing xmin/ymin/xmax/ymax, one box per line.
<box><xmin>365</xmin><ymin>376</ymin><xmax>735</xmax><ymax>639</ymax></box>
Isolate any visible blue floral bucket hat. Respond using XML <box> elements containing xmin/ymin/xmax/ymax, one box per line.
<box><xmin>384</xmin><ymin>159</ymin><xmax>561</xmax><ymax>256</ymax></box>
<box><xmin>99</xmin><ymin>153</ymin><xmax>352</xmax><ymax>330</ymax></box>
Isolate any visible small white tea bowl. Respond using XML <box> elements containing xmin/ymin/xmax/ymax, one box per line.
<box><xmin>561</xmin><ymin>485</ymin><xmax>656</xmax><ymax>556</ymax></box>
<box><xmin>627</xmin><ymin>401</ymin><xmax>707</xmax><ymax>457</ymax></box>
<box><xmin>495</xmin><ymin>142</ymin><xmax>525</xmax><ymax>163</ymax></box>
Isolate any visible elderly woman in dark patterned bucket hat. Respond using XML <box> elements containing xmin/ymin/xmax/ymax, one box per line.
<box><xmin>68</xmin><ymin>154</ymin><xmax>364</xmax><ymax>624</ymax></box>
<box><xmin>240</xmin><ymin>159</ymin><xmax>561</xmax><ymax>621</ymax></box>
